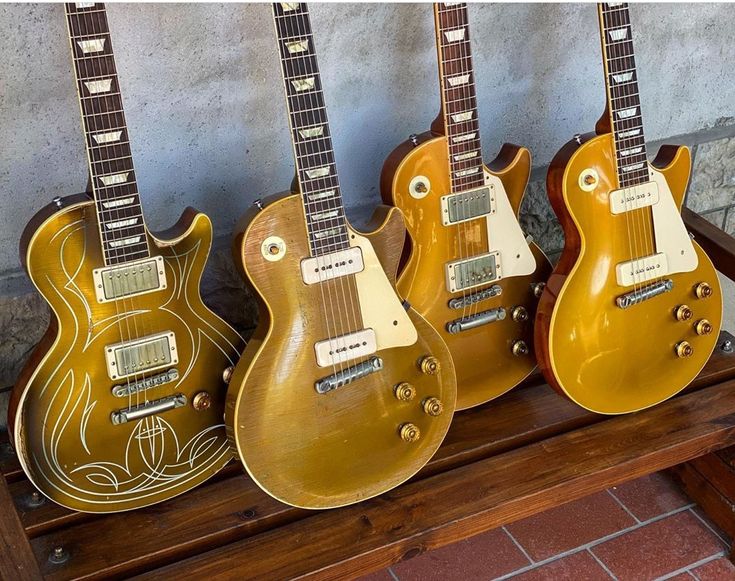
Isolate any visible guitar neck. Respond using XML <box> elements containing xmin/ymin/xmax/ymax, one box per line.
<box><xmin>64</xmin><ymin>2</ymin><xmax>150</xmax><ymax>266</ymax></box>
<box><xmin>272</xmin><ymin>2</ymin><xmax>349</xmax><ymax>257</ymax></box>
<box><xmin>598</xmin><ymin>2</ymin><xmax>649</xmax><ymax>188</ymax></box>
<box><xmin>434</xmin><ymin>2</ymin><xmax>485</xmax><ymax>193</ymax></box>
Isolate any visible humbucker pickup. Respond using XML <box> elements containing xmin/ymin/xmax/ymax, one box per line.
<box><xmin>92</xmin><ymin>256</ymin><xmax>166</xmax><ymax>303</ymax></box>
<box><xmin>301</xmin><ymin>247</ymin><xmax>364</xmax><ymax>285</ymax></box>
<box><xmin>446</xmin><ymin>252</ymin><xmax>501</xmax><ymax>293</ymax></box>
<box><xmin>440</xmin><ymin>186</ymin><xmax>495</xmax><ymax>226</ymax></box>
<box><xmin>105</xmin><ymin>331</ymin><xmax>178</xmax><ymax>380</ymax></box>
<box><xmin>609</xmin><ymin>181</ymin><xmax>659</xmax><ymax>215</ymax></box>
<box><xmin>615</xmin><ymin>252</ymin><xmax>668</xmax><ymax>287</ymax></box>
<box><xmin>314</xmin><ymin>328</ymin><xmax>377</xmax><ymax>368</ymax></box>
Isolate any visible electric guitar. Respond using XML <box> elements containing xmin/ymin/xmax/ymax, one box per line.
<box><xmin>226</xmin><ymin>2</ymin><xmax>457</xmax><ymax>510</ymax></box>
<box><xmin>9</xmin><ymin>3</ymin><xmax>244</xmax><ymax>512</ymax></box>
<box><xmin>535</xmin><ymin>2</ymin><xmax>722</xmax><ymax>414</ymax></box>
<box><xmin>381</xmin><ymin>2</ymin><xmax>552</xmax><ymax>410</ymax></box>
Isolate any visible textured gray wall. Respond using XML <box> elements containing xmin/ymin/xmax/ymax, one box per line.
<box><xmin>1</xmin><ymin>2</ymin><xmax>734</xmax><ymax>282</ymax></box>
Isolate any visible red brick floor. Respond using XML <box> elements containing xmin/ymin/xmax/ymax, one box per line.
<box><xmin>360</xmin><ymin>472</ymin><xmax>735</xmax><ymax>581</ymax></box>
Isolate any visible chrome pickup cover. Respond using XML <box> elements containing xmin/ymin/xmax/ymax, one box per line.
<box><xmin>104</xmin><ymin>331</ymin><xmax>178</xmax><ymax>380</ymax></box>
<box><xmin>314</xmin><ymin>328</ymin><xmax>377</xmax><ymax>368</ymax></box>
<box><xmin>609</xmin><ymin>181</ymin><xmax>659</xmax><ymax>215</ymax></box>
<box><xmin>111</xmin><ymin>393</ymin><xmax>187</xmax><ymax>425</ymax></box>
<box><xmin>315</xmin><ymin>356</ymin><xmax>383</xmax><ymax>394</ymax></box>
<box><xmin>111</xmin><ymin>368</ymin><xmax>179</xmax><ymax>397</ymax></box>
<box><xmin>446</xmin><ymin>251</ymin><xmax>501</xmax><ymax>293</ymax></box>
<box><xmin>300</xmin><ymin>246</ymin><xmax>364</xmax><ymax>285</ymax></box>
<box><xmin>92</xmin><ymin>256</ymin><xmax>166</xmax><ymax>303</ymax></box>
<box><xmin>440</xmin><ymin>186</ymin><xmax>495</xmax><ymax>226</ymax></box>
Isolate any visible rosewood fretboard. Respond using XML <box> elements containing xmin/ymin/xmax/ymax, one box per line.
<box><xmin>435</xmin><ymin>2</ymin><xmax>485</xmax><ymax>194</ymax></box>
<box><xmin>272</xmin><ymin>2</ymin><xmax>349</xmax><ymax>257</ymax></box>
<box><xmin>64</xmin><ymin>2</ymin><xmax>150</xmax><ymax>266</ymax></box>
<box><xmin>599</xmin><ymin>2</ymin><xmax>650</xmax><ymax>188</ymax></box>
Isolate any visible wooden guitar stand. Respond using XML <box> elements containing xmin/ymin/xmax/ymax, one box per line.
<box><xmin>1</xmin><ymin>208</ymin><xmax>734</xmax><ymax>580</ymax></box>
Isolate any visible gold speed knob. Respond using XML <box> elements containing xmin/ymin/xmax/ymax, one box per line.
<box><xmin>532</xmin><ymin>282</ymin><xmax>545</xmax><ymax>298</ymax></box>
<box><xmin>674</xmin><ymin>305</ymin><xmax>693</xmax><ymax>322</ymax></box>
<box><xmin>394</xmin><ymin>382</ymin><xmax>416</xmax><ymax>402</ymax></box>
<box><xmin>695</xmin><ymin>282</ymin><xmax>713</xmax><ymax>299</ymax></box>
<box><xmin>192</xmin><ymin>391</ymin><xmax>212</xmax><ymax>412</ymax></box>
<box><xmin>399</xmin><ymin>423</ymin><xmax>421</xmax><ymax>443</ymax></box>
<box><xmin>695</xmin><ymin>319</ymin><xmax>713</xmax><ymax>336</ymax></box>
<box><xmin>222</xmin><ymin>366</ymin><xmax>234</xmax><ymax>384</ymax></box>
<box><xmin>675</xmin><ymin>341</ymin><xmax>694</xmax><ymax>358</ymax></box>
<box><xmin>422</xmin><ymin>397</ymin><xmax>444</xmax><ymax>417</ymax></box>
<box><xmin>419</xmin><ymin>356</ymin><xmax>440</xmax><ymax>375</ymax></box>
<box><xmin>512</xmin><ymin>340</ymin><xmax>529</xmax><ymax>356</ymax></box>
<box><xmin>511</xmin><ymin>306</ymin><xmax>529</xmax><ymax>322</ymax></box>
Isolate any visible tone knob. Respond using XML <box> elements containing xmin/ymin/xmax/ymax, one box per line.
<box><xmin>674</xmin><ymin>305</ymin><xmax>693</xmax><ymax>322</ymax></box>
<box><xmin>192</xmin><ymin>391</ymin><xmax>212</xmax><ymax>411</ymax></box>
<box><xmin>531</xmin><ymin>282</ymin><xmax>545</xmax><ymax>298</ymax></box>
<box><xmin>399</xmin><ymin>423</ymin><xmax>421</xmax><ymax>443</ymax></box>
<box><xmin>695</xmin><ymin>319</ymin><xmax>713</xmax><ymax>336</ymax></box>
<box><xmin>394</xmin><ymin>382</ymin><xmax>416</xmax><ymax>402</ymax></box>
<box><xmin>222</xmin><ymin>366</ymin><xmax>234</xmax><ymax>384</ymax></box>
<box><xmin>511</xmin><ymin>306</ymin><xmax>529</xmax><ymax>322</ymax></box>
<box><xmin>422</xmin><ymin>397</ymin><xmax>444</xmax><ymax>417</ymax></box>
<box><xmin>695</xmin><ymin>282</ymin><xmax>713</xmax><ymax>299</ymax></box>
<box><xmin>675</xmin><ymin>341</ymin><xmax>694</xmax><ymax>358</ymax></box>
<box><xmin>512</xmin><ymin>340</ymin><xmax>529</xmax><ymax>356</ymax></box>
<box><xmin>419</xmin><ymin>356</ymin><xmax>440</xmax><ymax>375</ymax></box>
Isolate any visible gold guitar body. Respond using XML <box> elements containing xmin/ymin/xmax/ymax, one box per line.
<box><xmin>10</xmin><ymin>195</ymin><xmax>244</xmax><ymax>513</ymax></box>
<box><xmin>227</xmin><ymin>194</ymin><xmax>457</xmax><ymax>509</ymax></box>
<box><xmin>381</xmin><ymin>134</ymin><xmax>552</xmax><ymax>410</ymax></box>
<box><xmin>536</xmin><ymin>133</ymin><xmax>723</xmax><ymax>414</ymax></box>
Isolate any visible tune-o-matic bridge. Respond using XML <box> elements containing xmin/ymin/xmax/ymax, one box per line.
<box><xmin>446</xmin><ymin>307</ymin><xmax>506</xmax><ymax>334</ymax></box>
<box><xmin>92</xmin><ymin>256</ymin><xmax>166</xmax><ymax>303</ymax></box>
<box><xmin>314</xmin><ymin>328</ymin><xmax>377</xmax><ymax>368</ymax></box>
<box><xmin>104</xmin><ymin>331</ymin><xmax>178</xmax><ymax>380</ymax></box>
<box><xmin>111</xmin><ymin>368</ymin><xmax>179</xmax><ymax>397</ymax></box>
<box><xmin>315</xmin><ymin>356</ymin><xmax>384</xmax><ymax>394</ymax></box>
<box><xmin>448</xmin><ymin>284</ymin><xmax>502</xmax><ymax>309</ymax></box>
<box><xmin>111</xmin><ymin>393</ymin><xmax>187</xmax><ymax>425</ymax></box>
<box><xmin>440</xmin><ymin>186</ymin><xmax>496</xmax><ymax>226</ymax></box>
<box><xmin>446</xmin><ymin>252</ymin><xmax>501</xmax><ymax>293</ymax></box>
<box><xmin>301</xmin><ymin>247</ymin><xmax>364</xmax><ymax>285</ymax></box>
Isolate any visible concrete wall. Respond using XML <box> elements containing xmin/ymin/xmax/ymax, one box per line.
<box><xmin>0</xmin><ymin>2</ymin><xmax>734</xmax><ymax>402</ymax></box>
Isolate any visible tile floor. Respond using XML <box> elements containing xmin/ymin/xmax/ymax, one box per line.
<box><xmin>360</xmin><ymin>472</ymin><xmax>735</xmax><ymax>581</ymax></box>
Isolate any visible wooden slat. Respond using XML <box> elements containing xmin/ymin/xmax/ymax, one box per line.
<box><xmin>683</xmin><ymin>207</ymin><xmax>735</xmax><ymax>281</ymax></box>
<box><xmin>133</xmin><ymin>379</ymin><xmax>735</xmax><ymax>581</ymax></box>
<box><xmin>0</xmin><ymin>430</ymin><xmax>23</xmax><ymax>482</ymax></box>
<box><xmin>0</xmin><ymin>473</ymin><xmax>42</xmax><ymax>580</ymax></box>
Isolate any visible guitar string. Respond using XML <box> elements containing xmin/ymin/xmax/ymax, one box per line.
<box><xmin>294</xmin><ymin>4</ymin><xmax>363</xmax><ymax>370</ymax></box>
<box><xmin>273</xmin><ymin>4</ymin><xmax>341</xmax><ymax>383</ymax></box>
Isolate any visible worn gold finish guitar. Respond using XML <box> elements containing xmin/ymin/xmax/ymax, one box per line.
<box><xmin>381</xmin><ymin>3</ymin><xmax>552</xmax><ymax>410</ymax></box>
<box><xmin>226</xmin><ymin>2</ymin><xmax>456</xmax><ymax>510</ymax></box>
<box><xmin>535</xmin><ymin>2</ymin><xmax>722</xmax><ymax>415</ymax></box>
<box><xmin>9</xmin><ymin>3</ymin><xmax>244</xmax><ymax>513</ymax></box>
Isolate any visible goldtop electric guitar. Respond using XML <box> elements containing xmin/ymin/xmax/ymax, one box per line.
<box><xmin>535</xmin><ymin>2</ymin><xmax>722</xmax><ymax>415</ymax></box>
<box><xmin>226</xmin><ymin>2</ymin><xmax>457</xmax><ymax>510</ymax></box>
<box><xmin>381</xmin><ymin>3</ymin><xmax>552</xmax><ymax>410</ymax></box>
<box><xmin>9</xmin><ymin>3</ymin><xmax>244</xmax><ymax>513</ymax></box>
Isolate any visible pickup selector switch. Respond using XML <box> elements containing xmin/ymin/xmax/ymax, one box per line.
<box><xmin>674</xmin><ymin>305</ymin><xmax>693</xmax><ymax>322</ymax></box>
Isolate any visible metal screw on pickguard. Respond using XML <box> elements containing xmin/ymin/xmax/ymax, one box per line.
<box><xmin>722</xmin><ymin>339</ymin><xmax>734</xmax><ymax>353</ymax></box>
<box><xmin>48</xmin><ymin>546</ymin><xmax>69</xmax><ymax>565</ymax></box>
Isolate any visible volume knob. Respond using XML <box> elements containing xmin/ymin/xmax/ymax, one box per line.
<box><xmin>695</xmin><ymin>319</ymin><xmax>713</xmax><ymax>336</ymax></box>
<box><xmin>192</xmin><ymin>392</ymin><xmax>212</xmax><ymax>411</ymax></box>
<box><xmin>399</xmin><ymin>423</ymin><xmax>421</xmax><ymax>443</ymax></box>
<box><xmin>512</xmin><ymin>340</ymin><xmax>529</xmax><ymax>356</ymax></box>
<box><xmin>422</xmin><ymin>397</ymin><xmax>444</xmax><ymax>416</ymax></box>
<box><xmin>511</xmin><ymin>306</ymin><xmax>529</xmax><ymax>322</ymax></box>
<box><xmin>674</xmin><ymin>305</ymin><xmax>693</xmax><ymax>322</ymax></box>
<box><xmin>419</xmin><ymin>356</ymin><xmax>440</xmax><ymax>375</ymax></box>
<box><xmin>675</xmin><ymin>341</ymin><xmax>694</xmax><ymax>358</ymax></box>
<box><xmin>394</xmin><ymin>382</ymin><xmax>416</xmax><ymax>402</ymax></box>
<box><xmin>695</xmin><ymin>282</ymin><xmax>713</xmax><ymax>299</ymax></box>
